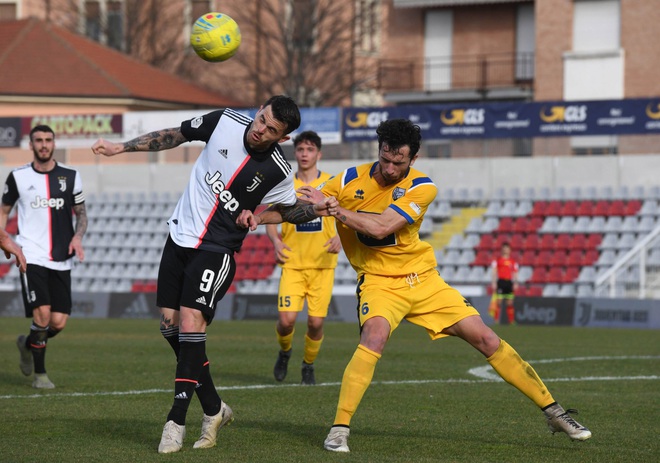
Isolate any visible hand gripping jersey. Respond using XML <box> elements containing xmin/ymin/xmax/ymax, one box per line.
<box><xmin>172</xmin><ymin>109</ymin><xmax>297</xmax><ymax>253</ymax></box>
<box><xmin>2</xmin><ymin>162</ymin><xmax>84</xmax><ymax>270</ymax></box>
<box><xmin>321</xmin><ymin>162</ymin><xmax>438</xmax><ymax>277</ymax></box>
<box><xmin>279</xmin><ymin>172</ymin><xmax>338</xmax><ymax>270</ymax></box>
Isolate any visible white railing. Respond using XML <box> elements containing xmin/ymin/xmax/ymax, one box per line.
<box><xmin>594</xmin><ymin>224</ymin><xmax>660</xmax><ymax>298</ymax></box>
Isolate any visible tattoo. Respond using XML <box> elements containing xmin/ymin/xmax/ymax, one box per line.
<box><xmin>124</xmin><ymin>128</ymin><xmax>186</xmax><ymax>152</ymax></box>
<box><xmin>73</xmin><ymin>203</ymin><xmax>88</xmax><ymax>238</ymax></box>
<box><xmin>337</xmin><ymin>214</ymin><xmax>348</xmax><ymax>223</ymax></box>
<box><xmin>160</xmin><ymin>314</ymin><xmax>175</xmax><ymax>330</ymax></box>
<box><xmin>277</xmin><ymin>199</ymin><xmax>318</xmax><ymax>224</ymax></box>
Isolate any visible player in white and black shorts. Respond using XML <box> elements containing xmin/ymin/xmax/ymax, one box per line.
<box><xmin>92</xmin><ymin>95</ymin><xmax>335</xmax><ymax>454</ymax></box>
<box><xmin>1</xmin><ymin>124</ymin><xmax>87</xmax><ymax>390</ymax></box>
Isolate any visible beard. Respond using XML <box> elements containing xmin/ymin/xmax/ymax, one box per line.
<box><xmin>33</xmin><ymin>148</ymin><xmax>53</xmax><ymax>164</ymax></box>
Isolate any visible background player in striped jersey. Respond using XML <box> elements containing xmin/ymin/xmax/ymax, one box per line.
<box><xmin>238</xmin><ymin>118</ymin><xmax>591</xmax><ymax>453</ymax></box>
<box><xmin>266</xmin><ymin>131</ymin><xmax>341</xmax><ymax>385</ymax></box>
<box><xmin>490</xmin><ymin>242</ymin><xmax>519</xmax><ymax>324</ymax></box>
<box><xmin>92</xmin><ymin>96</ymin><xmax>335</xmax><ymax>454</ymax></box>
<box><xmin>1</xmin><ymin>125</ymin><xmax>87</xmax><ymax>390</ymax></box>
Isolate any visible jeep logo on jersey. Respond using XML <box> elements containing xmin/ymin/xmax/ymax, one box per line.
<box><xmin>205</xmin><ymin>171</ymin><xmax>239</xmax><ymax>211</ymax></box>
<box><xmin>31</xmin><ymin>195</ymin><xmax>65</xmax><ymax>209</ymax></box>
<box><xmin>58</xmin><ymin>177</ymin><xmax>67</xmax><ymax>192</ymax></box>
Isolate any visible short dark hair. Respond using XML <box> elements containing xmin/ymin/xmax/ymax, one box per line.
<box><xmin>293</xmin><ymin>130</ymin><xmax>322</xmax><ymax>149</ymax></box>
<box><xmin>29</xmin><ymin>125</ymin><xmax>55</xmax><ymax>141</ymax></box>
<box><xmin>502</xmin><ymin>242</ymin><xmax>511</xmax><ymax>249</ymax></box>
<box><xmin>376</xmin><ymin>119</ymin><xmax>421</xmax><ymax>158</ymax></box>
<box><xmin>263</xmin><ymin>95</ymin><xmax>301</xmax><ymax>135</ymax></box>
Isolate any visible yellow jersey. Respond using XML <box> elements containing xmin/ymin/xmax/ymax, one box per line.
<box><xmin>322</xmin><ymin>162</ymin><xmax>438</xmax><ymax>278</ymax></box>
<box><xmin>280</xmin><ymin>171</ymin><xmax>339</xmax><ymax>270</ymax></box>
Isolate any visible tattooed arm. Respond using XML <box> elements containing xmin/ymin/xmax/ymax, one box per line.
<box><xmin>237</xmin><ymin>197</ymin><xmax>338</xmax><ymax>230</ymax></box>
<box><xmin>69</xmin><ymin>202</ymin><xmax>88</xmax><ymax>262</ymax></box>
<box><xmin>91</xmin><ymin>128</ymin><xmax>187</xmax><ymax>156</ymax></box>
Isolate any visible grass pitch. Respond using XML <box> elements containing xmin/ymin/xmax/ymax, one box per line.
<box><xmin>1</xmin><ymin>317</ymin><xmax>658</xmax><ymax>463</ymax></box>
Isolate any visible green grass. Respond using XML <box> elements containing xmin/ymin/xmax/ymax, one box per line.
<box><xmin>1</xmin><ymin>318</ymin><xmax>659</xmax><ymax>463</ymax></box>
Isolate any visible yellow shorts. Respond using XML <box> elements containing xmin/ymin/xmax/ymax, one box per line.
<box><xmin>278</xmin><ymin>267</ymin><xmax>335</xmax><ymax>317</ymax></box>
<box><xmin>356</xmin><ymin>268</ymin><xmax>479</xmax><ymax>340</ymax></box>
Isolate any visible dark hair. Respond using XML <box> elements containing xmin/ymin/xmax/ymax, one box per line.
<box><xmin>263</xmin><ymin>95</ymin><xmax>301</xmax><ymax>135</ymax></box>
<box><xmin>376</xmin><ymin>119</ymin><xmax>421</xmax><ymax>158</ymax></box>
<box><xmin>502</xmin><ymin>242</ymin><xmax>511</xmax><ymax>248</ymax></box>
<box><xmin>29</xmin><ymin>125</ymin><xmax>55</xmax><ymax>141</ymax></box>
<box><xmin>293</xmin><ymin>130</ymin><xmax>322</xmax><ymax>149</ymax></box>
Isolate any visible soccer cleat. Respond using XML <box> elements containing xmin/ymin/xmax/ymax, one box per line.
<box><xmin>324</xmin><ymin>426</ymin><xmax>350</xmax><ymax>453</ymax></box>
<box><xmin>17</xmin><ymin>335</ymin><xmax>32</xmax><ymax>376</ymax></box>
<box><xmin>273</xmin><ymin>349</ymin><xmax>292</xmax><ymax>382</ymax></box>
<box><xmin>301</xmin><ymin>362</ymin><xmax>316</xmax><ymax>385</ymax></box>
<box><xmin>158</xmin><ymin>420</ymin><xmax>186</xmax><ymax>454</ymax></box>
<box><xmin>544</xmin><ymin>404</ymin><xmax>592</xmax><ymax>441</ymax></box>
<box><xmin>193</xmin><ymin>401</ymin><xmax>234</xmax><ymax>449</ymax></box>
<box><xmin>32</xmin><ymin>373</ymin><xmax>55</xmax><ymax>389</ymax></box>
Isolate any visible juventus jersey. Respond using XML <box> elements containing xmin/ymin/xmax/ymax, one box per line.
<box><xmin>322</xmin><ymin>162</ymin><xmax>438</xmax><ymax>278</ymax></box>
<box><xmin>171</xmin><ymin>109</ymin><xmax>297</xmax><ymax>253</ymax></box>
<box><xmin>2</xmin><ymin>162</ymin><xmax>84</xmax><ymax>270</ymax></box>
<box><xmin>279</xmin><ymin>172</ymin><xmax>338</xmax><ymax>270</ymax></box>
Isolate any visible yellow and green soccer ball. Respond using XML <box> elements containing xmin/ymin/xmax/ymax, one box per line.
<box><xmin>190</xmin><ymin>12</ymin><xmax>241</xmax><ymax>62</ymax></box>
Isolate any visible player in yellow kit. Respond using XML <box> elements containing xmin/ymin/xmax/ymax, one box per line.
<box><xmin>266</xmin><ymin>131</ymin><xmax>341</xmax><ymax>385</ymax></box>
<box><xmin>238</xmin><ymin>119</ymin><xmax>591</xmax><ymax>453</ymax></box>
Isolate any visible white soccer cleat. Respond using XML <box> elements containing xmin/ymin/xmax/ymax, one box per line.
<box><xmin>544</xmin><ymin>404</ymin><xmax>592</xmax><ymax>441</ymax></box>
<box><xmin>158</xmin><ymin>420</ymin><xmax>186</xmax><ymax>454</ymax></box>
<box><xmin>32</xmin><ymin>373</ymin><xmax>55</xmax><ymax>389</ymax></box>
<box><xmin>324</xmin><ymin>426</ymin><xmax>350</xmax><ymax>452</ymax></box>
<box><xmin>193</xmin><ymin>401</ymin><xmax>234</xmax><ymax>449</ymax></box>
<box><xmin>17</xmin><ymin>335</ymin><xmax>33</xmax><ymax>376</ymax></box>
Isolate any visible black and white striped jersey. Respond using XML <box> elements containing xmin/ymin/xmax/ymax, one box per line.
<box><xmin>2</xmin><ymin>162</ymin><xmax>84</xmax><ymax>270</ymax></box>
<box><xmin>170</xmin><ymin>109</ymin><xmax>296</xmax><ymax>253</ymax></box>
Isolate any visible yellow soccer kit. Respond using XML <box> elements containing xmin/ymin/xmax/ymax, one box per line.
<box><xmin>278</xmin><ymin>172</ymin><xmax>338</xmax><ymax>316</ymax></box>
<box><xmin>322</xmin><ymin>162</ymin><xmax>478</xmax><ymax>337</ymax></box>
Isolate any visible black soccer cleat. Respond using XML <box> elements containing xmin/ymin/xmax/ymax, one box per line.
<box><xmin>274</xmin><ymin>349</ymin><xmax>292</xmax><ymax>382</ymax></box>
<box><xmin>301</xmin><ymin>361</ymin><xmax>316</xmax><ymax>385</ymax></box>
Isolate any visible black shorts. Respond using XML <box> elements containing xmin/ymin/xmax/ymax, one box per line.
<box><xmin>20</xmin><ymin>264</ymin><xmax>72</xmax><ymax>317</ymax></box>
<box><xmin>157</xmin><ymin>235</ymin><xmax>236</xmax><ymax>323</ymax></box>
<box><xmin>496</xmin><ymin>279</ymin><xmax>514</xmax><ymax>295</ymax></box>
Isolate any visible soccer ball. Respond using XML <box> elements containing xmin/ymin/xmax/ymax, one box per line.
<box><xmin>190</xmin><ymin>12</ymin><xmax>241</xmax><ymax>62</ymax></box>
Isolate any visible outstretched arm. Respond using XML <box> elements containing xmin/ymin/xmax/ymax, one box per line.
<box><xmin>91</xmin><ymin>128</ymin><xmax>187</xmax><ymax>156</ymax></box>
<box><xmin>236</xmin><ymin>197</ymin><xmax>338</xmax><ymax>230</ymax></box>
<box><xmin>332</xmin><ymin>205</ymin><xmax>408</xmax><ymax>240</ymax></box>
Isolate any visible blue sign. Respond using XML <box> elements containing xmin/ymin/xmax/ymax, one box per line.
<box><xmin>341</xmin><ymin>98</ymin><xmax>660</xmax><ymax>141</ymax></box>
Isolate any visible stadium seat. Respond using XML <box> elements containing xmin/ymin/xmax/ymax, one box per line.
<box><xmin>585</xmin><ymin>234</ymin><xmax>603</xmax><ymax>249</ymax></box>
<box><xmin>512</xmin><ymin>217</ymin><xmax>529</xmax><ymax>234</ymax></box>
<box><xmin>546</xmin><ymin>268</ymin><xmax>564</xmax><ymax>283</ymax></box>
<box><xmin>576</xmin><ymin>200</ymin><xmax>594</xmax><ymax>216</ymax></box>
<box><xmin>604</xmin><ymin>216</ymin><xmax>623</xmax><ymax>233</ymax></box>
<box><xmin>623</xmin><ymin>200</ymin><xmax>642</xmax><ymax>215</ymax></box>
<box><xmin>472</xmin><ymin>249</ymin><xmax>493</xmax><ymax>266</ymax></box>
<box><xmin>593</xmin><ymin>200</ymin><xmax>611</xmax><ymax>216</ymax></box>
<box><xmin>529</xmin><ymin>267</ymin><xmax>548</xmax><ymax>284</ymax></box>
<box><xmin>573</xmin><ymin>216</ymin><xmax>591</xmax><ymax>233</ymax></box>
<box><xmin>497</xmin><ymin>217</ymin><xmax>515</xmax><ymax>233</ymax></box>
<box><xmin>509</xmin><ymin>233</ymin><xmax>525</xmax><ymax>250</ymax></box>
<box><xmin>563</xmin><ymin>267</ymin><xmax>580</xmax><ymax>283</ymax></box>
<box><xmin>542</xmin><ymin>284</ymin><xmax>560</xmax><ymax>296</ymax></box>
<box><xmin>576</xmin><ymin>266</ymin><xmax>597</xmax><ymax>283</ymax></box>
<box><xmin>480</xmin><ymin>217</ymin><xmax>500</xmax><ymax>233</ymax></box>
<box><xmin>554</xmin><ymin>234</ymin><xmax>571</xmax><ymax>251</ymax></box>
<box><xmin>539</xmin><ymin>216</ymin><xmax>560</xmax><ymax>234</ymax></box>
<box><xmin>465</xmin><ymin>217</ymin><xmax>483</xmax><ymax>234</ymax></box>
<box><xmin>525</xmin><ymin>285</ymin><xmax>544</xmax><ymax>297</ymax></box>
<box><xmin>517</xmin><ymin>266</ymin><xmax>533</xmax><ymax>283</ymax></box>
<box><xmin>545</xmin><ymin>200</ymin><xmax>562</xmax><ymax>216</ymax></box>
<box><xmin>560</xmin><ymin>200</ymin><xmax>578</xmax><ymax>216</ymax></box>
<box><xmin>534</xmin><ymin>250</ymin><xmax>552</xmax><ymax>267</ymax></box>
<box><xmin>530</xmin><ymin>201</ymin><xmax>548</xmax><ymax>217</ymax></box>
<box><xmin>558</xmin><ymin>284</ymin><xmax>576</xmax><ymax>297</ymax></box>
<box><xmin>621</xmin><ymin>216</ymin><xmax>639</xmax><ymax>233</ymax></box>
<box><xmin>522</xmin><ymin>234</ymin><xmax>540</xmax><ymax>251</ymax></box>
<box><xmin>476</xmin><ymin>234</ymin><xmax>495</xmax><ymax>251</ymax></box>
<box><xmin>520</xmin><ymin>250</ymin><xmax>536</xmax><ymax>266</ymax></box>
<box><xmin>566</xmin><ymin>249</ymin><xmax>585</xmax><ymax>267</ymax></box>
<box><xmin>639</xmin><ymin>200</ymin><xmax>659</xmax><ymax>216</ymax></box>
<box><xmin>638</xmin><ymin>216</ymin><xmax>658</xmax><ymax>233</ymax></box>
<box><xmin>568</xmin><ymin>233</ymin><xmax>587</xmax><ymax>250</ymax></box>
<box><xmin>609</xmin><ymin>200</ymin><xmax>625</xmax><ymax>216</ymax></box>
<box><xmin>550</xmin><ymin>250</ymin><xmax>568</xmax><ymax>267</ymax></box>
<box><xmin>526</xmin><ymin>216</ymin><xmax>544</xmax><ymax>233</ymax></box>
<box><xmin>557</xmin><ymin>216</ymin><xmax>577</xmax><ymax>233</ymax></box>
<box><xmin>583</xmin><ymin>249</ymin><xmax>600</xmax><ymax>265</ymax></box>
<box><xmin>539</xmin><ymin>234</ymin><xmax>556</xmax><ymax>251</ymax></box>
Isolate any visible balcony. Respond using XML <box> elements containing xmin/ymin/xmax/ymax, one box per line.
<box><xmin>377</xmin><ymin>52</ymin><xmax>534</xmax><ymax>104</ymax></box>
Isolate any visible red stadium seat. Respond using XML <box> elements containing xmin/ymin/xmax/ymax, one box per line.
<box><xmin>546</xmin><ymin>268</ymin><xmax>564</xmax><ymax>283</ymax></box>
<box><xmin>473</xmin><ymin>250</ymin><xmax>493</xmax><ymax>266</ymax></box>
<box><xmin>539</xmin><ymin>234</ymin><xmax>555</xmax><ymax>251</ymax></box>
<box><xmin>563</xmin><ymin>267</ymin><xmax>580</xmax><ymax>283</ymax></box>
<box><xmin>530</xmin><ymin>267</ymin><xmax>548</xmax><ymax>284</ymax></box>
<box><xmin>609</xmin><ymin>200</ymin><xmax>625</xmax><ymax>215</ymax></box>
<box><xmin>512</xmin><ymin>217</ymin><xmax>530</xmax><ymax>234</ymax></box>
<box><xmin>566</xmin><ymin>250</ymin><xmax>586</xmax><ymax>267</ymax></box>
<box><xmin>550</xmin><ymin>250</ymin><xmax>568</xmax><ymax>267</ymax></box>
<box><xmin>526</xmin><ymin>216</ymin><xmax>544</xmax><ymax>233</ymax></box>
<box><xmin>624</xmin><ymin>200</ymin><xmax>642</xmax><ymax>215</ymax></box>
<box><xmin>476</xmin><ymin>234</ymin><xmax>495</xmax><ymax>251</ymax></box>
<box><xmin>525</xmin><ymin>285</ymin><xmax>544</xmax><ymax>297</ymax></box>
<box><xmin>586</xmin><ymin>234</ymin><xmax>603</xmax><ymax>249</ymax></box>
<box><xmin>554</xmin><ymin>234</ymin><xmax>571</xmax><ymax>250</ymax></box>
<box><xmin>522</xmin><ymin>234</ymin><xmax>540</xmax><ymax>251</ymax></box>
<box><xmin>510</xmin><ymin>233</ymin><xmax>525</xmax><ymax>249</ymax></box>
<box><xmin>497</xmin><ymin>217</ymin><xmax>515</xmax><ymax>233</ymax></box>
<box><xmin>494</xmin><ymin>234</ymin><xmax>511</xmax><ymax>249</ymax></box>
<box><xmin>545</xmin><ymin>200</ymin><xmax>562</xmax><ymax>216</ymax></box>
<box><xmin>576</xmin><ymin>201</ymin><xmax>594</xmax><ymax>216</ymax></box>
<box><xmin>568</xmin><ymin>233</ymin><xmax>588</xmax><ymax>250</ymax></box>
<box><xmin>530</xmin><ymin>201</ymin><xmax>548</xmax><ymax>217</ymax></box>
<box><xmin>593</xmin><ymin>200</ymin><xmax>611</xmax><ymax>216</ymax></box>
<box><xmin>520</xmin><ymin>250</ymin><xmax>537</xmax><ymax>266</ymax></box>
<box><xmin>560</xmin><ymin>200</ymin><xmax>578</xmax><ymax>216</ymax></box>
<box><xmin>584</xmin><ymin>249</ymin><xmax>600</xmax><ymax>265</ymax></box>
<box><xmin>534</xmin><ymin>250</ymin><xmax>552</xmax><ymax>267</ymax></box>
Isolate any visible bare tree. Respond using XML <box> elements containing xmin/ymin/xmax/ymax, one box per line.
<box><xmin>228</xmin><ymin>0</ymin><xmax>357</xmax><ymax>107</ymax></box>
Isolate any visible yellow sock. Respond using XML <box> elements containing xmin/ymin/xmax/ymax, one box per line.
<box><xmin>303</xmin><ymin>334</ymin><xmax>323</xmax><ymax>364</ymax></box>
<box><xmin>276</xmin><ymin>328</ymin><xmax>294</xmax><ymax>352</ymax></box>
<box><xmin>487</xmin><ymin>339</ymin><xmax>555</xmax><ymax>408</ymax></box>
<box><xmin>334</xmin><ymin>344</ymin><xmax>381</xmax><ymax>426</ymax></box>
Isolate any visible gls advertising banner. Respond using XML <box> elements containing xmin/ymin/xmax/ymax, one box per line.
<box><xmin>342</xmin><ymin>98</ymin><xmax>660</xmax><ymax>141</ymax></box>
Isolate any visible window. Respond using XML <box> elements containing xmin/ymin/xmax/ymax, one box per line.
<box><xmin>292</xmin><ymin>0</ymin><xmax>315</xmax><ymax>48</ymax></box>
<box><xmin>83</xmin><ymin>0</ymin><xmax>125</xmax><ymax>51</ymax></box>
<box><xmin>107</xmin><ymin>2</ymin><xmax>122</xmax><ymax>50</ymax></box>
<box><xmin>356</xmin><ymin>0</ymin><xmax>380</xmax><ymax>53</ymax></box>
<box><xmin>85</xmin><ymin>1</ymin><xmax>101</xmax><ymax>42</ymax></box>
<box><xmin>0</xmin><ymin>2</ymin><xmax>17</xmax><ymax>21</ymax></box>
<box><xmin>573</xmin><ymin>0</ymin><xmax>620</xmax><ymax>52</ymax></box>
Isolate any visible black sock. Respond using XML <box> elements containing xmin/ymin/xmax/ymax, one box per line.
<box><xmin>166</xmin><ymin>333</ymin><xmax>206</xmax><ymax>426</ymax></box>
<box><xmin>196</xmin><ymin>358</ymin><xmax>222</xmax><ymax>416</ymax></box>
<box><xmin>28</xmin><ymin>323</ymin><xmax>48</xmax><ymax>374</ymax></box>
<box><xmin>47</xmin><ymin>327</ymin><xmax>61</xmax><ymax>339</ymax></box>
<box><xmin>161</xmin><ymin>326</ymin><xmax>221</xmax><ymax>415</ymax></box>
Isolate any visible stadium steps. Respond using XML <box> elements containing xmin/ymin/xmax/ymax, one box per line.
<box><xmin>426</xmin><ymin>207</ymin><xmax>487</xmax><ymax>250</ymax></box>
